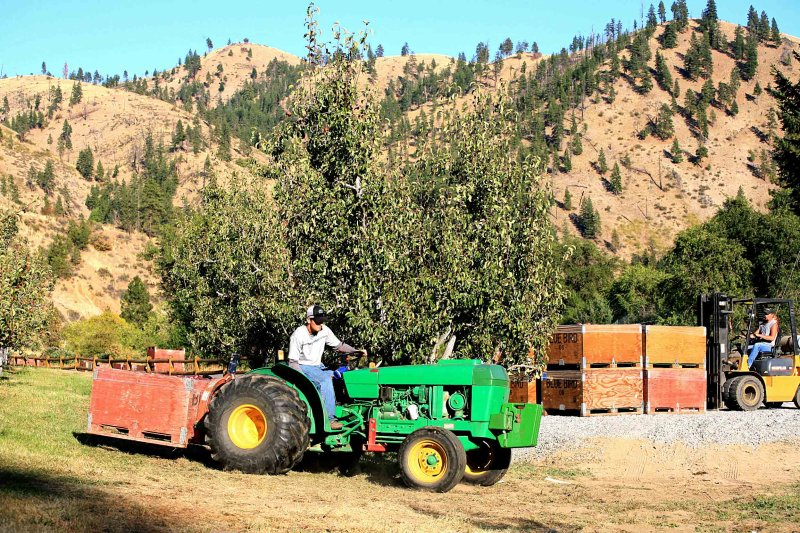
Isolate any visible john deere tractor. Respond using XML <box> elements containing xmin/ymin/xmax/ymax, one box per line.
<box><xmin>88</xmin><ymin>359</ymin><xmax>542</xmax><ymax>492</ymax></box>
<box><xmin>207</xmin><ymin>359</ymin><xmax>540</xmax><ymax>491</ymax></box>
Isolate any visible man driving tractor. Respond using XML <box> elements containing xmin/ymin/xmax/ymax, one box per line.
<box><xmin>288</xmin><ymin>305</ymin><xmax>365</xmax><ymax>430</ymax></box>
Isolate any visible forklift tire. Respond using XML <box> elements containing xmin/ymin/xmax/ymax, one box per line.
<box><xmin>399</xmin><ymin>427</ymin><xmax>466</xmax><ymax>493</ymax></box>
<box><xmin>794</xmin><ymin>386</ymin><xmax>800</xmax><ymax>410</ymax></box>
<box><xmin>764</xmin><ymin>402</ymin><xmax>783</xmax><ymax>409</ymax></box>
<box><xmin>205</xmin><ymin>375</ymin><xmax>310</xmax><ymax>475</ymax></box>
<box><xmin>463</xmin><ymin>439</ymin><xmax>512</xmax><ymax>486</ymax></box>
<box><xmin>726</xmin><ymin>375</ymin><xmax>764</xmax><ymax>411</ymax></box>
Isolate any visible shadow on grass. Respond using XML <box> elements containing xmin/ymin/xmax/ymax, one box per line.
<box><xmin>73</xmin><ymin>432</ymin><xmax>217</xmax><ymax>468</ymax></box>
<box><xmin>0</xmin><ymin>466</ymin><xmax>177</xmax><ymax>532</ymax></box>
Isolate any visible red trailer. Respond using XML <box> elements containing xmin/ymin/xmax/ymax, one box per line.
<box><xmin>87</xmin><ymin>367</ymin><xmax>230</xmax><ymax>447</ymax></box>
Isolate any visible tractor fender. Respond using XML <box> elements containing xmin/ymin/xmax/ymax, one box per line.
<box><xmin>248</xmin><ymin>364</ymin><xmax>327</xmax><ymax>439</ymax></box>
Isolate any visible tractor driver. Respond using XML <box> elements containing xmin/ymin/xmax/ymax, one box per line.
<box><xmin>748</xmin><ymin>308</ymin><xmax>779</xmax><ymax>368</ymax></box>
<box><xmin>288</xmin><ymin>305</ymin><xmax>365</xmax><ymax>430</ymax></box>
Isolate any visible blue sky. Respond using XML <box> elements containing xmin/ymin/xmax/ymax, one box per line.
<box><xmin>1</xmin><ymin>1</ymin><xmax>798</xmax><ymax>78</ymax></box>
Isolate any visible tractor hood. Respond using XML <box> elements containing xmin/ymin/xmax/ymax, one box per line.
<box><xmin>343</xmin><ymin>360</ymin><xmax>508</xmax><ymax>399</ymax></box>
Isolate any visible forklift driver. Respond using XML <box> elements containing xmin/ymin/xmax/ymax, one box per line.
<box><xmin>748</xmin><ymin>308</ymin><xmax>779</xmax><ymax>367</ymax></box>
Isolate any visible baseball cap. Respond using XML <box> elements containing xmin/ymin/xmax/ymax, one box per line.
<box><xmin>307</xmin><ymin>305</ymin><xmax>326</xmax><ymax>324</ymax></box>
<box><xmin>763</xmin><ymin>307</ymin><xmax>775</xmax><ymax>315</ymax></box>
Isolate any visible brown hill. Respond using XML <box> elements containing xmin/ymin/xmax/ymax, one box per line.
<box><xmin>0</xmin><ymin>76</ymin><xmax>262</xmax><ymax>320</ymax></box>
<box><xmin>3</xmin><ymin>20</ymin><xmax>799</xmax><ymax>323</ymax></box>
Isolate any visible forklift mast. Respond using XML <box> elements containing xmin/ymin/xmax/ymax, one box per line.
<box><xmin>698</xmin><ymin>293</ymin><xmax>732</xmax><ymax>410</ymax></box>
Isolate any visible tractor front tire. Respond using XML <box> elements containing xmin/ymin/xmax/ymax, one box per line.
<box><xmin>205</xmin><ymin>375</ymin><xmax>310</xmax><ymax>474</ymax></box>
<box><xmin>399</xmin><ymin>427</ymin><xmax>466</xmax><ymax>493</ymax></box>
<box><xmin>463</xmin><ymin>439</ymin><xmax>512</xmax><ymax>486</ymax></box>
<box><xmin>726</xmin><ymin>375</ymin><xmax>764</xmax><ymax>411</ymax></box>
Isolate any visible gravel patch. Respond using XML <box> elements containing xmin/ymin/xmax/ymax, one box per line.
<box><xmin>515</xmin><ymin>406</ymin><xmax>800</xmax><ymax>461</ymax></box>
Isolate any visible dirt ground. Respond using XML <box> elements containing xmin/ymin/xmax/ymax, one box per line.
<box><xmin>1</xmin><ymin>369</ymin><xmax>799</xmax><ymax>532</ymax></box>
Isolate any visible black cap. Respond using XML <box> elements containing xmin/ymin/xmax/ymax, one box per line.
<box><xmin>307</xmin><ymin>305</ymin><xmax>326</xmax><ymax>324</ymax></box>
<box><xmin>763</xmin><ymin>307</ymin><xmax>775</xmax><ymax>316</ymax></box>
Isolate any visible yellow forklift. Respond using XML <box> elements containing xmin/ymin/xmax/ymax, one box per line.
<box><xmin>699</xmin><ymin>294</ymin><xmax>800</xmax><ymax>410</ymax></box>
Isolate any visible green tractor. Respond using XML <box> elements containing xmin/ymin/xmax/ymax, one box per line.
<box><xmin>203</xmin><ymin>359</ymin><xmax>542</xmax><ymax>492</ymax></box>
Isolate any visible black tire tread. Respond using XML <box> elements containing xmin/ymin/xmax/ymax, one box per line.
<box><xmin>729</xmin><ymin>375</ymin><xmax>764</xmax><ymax>412</ymax></box>
<box><xmin>463</xmin><ymin>440</ymin><xmax>512</xmax><ymax>486</ymax></box>
<box><xmin>205</xmin><ymin>375</ymin><xmax>310</xmax><ymax>474</ymax></box>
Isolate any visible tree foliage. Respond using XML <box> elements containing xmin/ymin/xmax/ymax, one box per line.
<box><xmin>0</xmin><ymin>210</ymin><xmax>54</xmax><ymax>353</ymax></box>
<box><xmin>120</xmin><ymin>275</ymin><xmax>153</xmax><ymax>327</ymax></box>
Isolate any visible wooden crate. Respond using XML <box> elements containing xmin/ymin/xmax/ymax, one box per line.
<box><xmin>509</xmin><ymin>378</ymin><xmax>539</xmax><ymax>404</ymax></box>
<box><xmin>644</xmin><ymin>368</ymin><xmax>706</xmax><ymax>414</ymax></box>
<box><xmin>541</xmin><ymin>368</ymin><xmax>644</xmax><ymax>416</ymax></box>
<box><xmin>644</xmin><ymin>326</ymin><xmax>706</xmax><ymax>368</ymax></box>
<box><xmin>547</xmin><ymin>324</ymin><xmax>643</xmax><ymax>368</ymax></box>
<box><xmin>87</xmin><ymin>367</ymin><xmax>212</xmax><ymax>447</ymax></box>
<box><xmin>147</xmin><ymin>347</ymin><xmax>186</xmax><ymax>373</ymax></box>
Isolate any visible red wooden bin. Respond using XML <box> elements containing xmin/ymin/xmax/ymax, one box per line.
<box><xmin>87</xmin><ymin>367</ymin><xmax>224</xmax><ymax>447</ymax></box>
<box><xmin>644</xmin><ymin>368</ymin><xmax>706</xmax><ymax>414</ymax></box>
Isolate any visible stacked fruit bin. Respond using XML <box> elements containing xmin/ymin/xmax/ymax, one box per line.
<box><xmin>541</xmin><ymin>325</ymin><xmax>644</xmax><ymax>416</ymax></box>
<box><xmin>642</xmin><ymin>326</ymin><xmax>707</xmax><ymax>414</ymax></box>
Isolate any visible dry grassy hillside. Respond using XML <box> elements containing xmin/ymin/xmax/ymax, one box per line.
<box><xmin>399</xmin><ymin>22</ymin><xmax>799</xmax><ymax>256</ymax></box>
<box><xmin>0</xmin><ymin>77</ymin><xmax>261</xmax><ymax>320</ymax></box>
<box><xmin>2</xmin><ymin>20</ymin><xmax>799</xmax><ymax>323</ymax></box>
<box><xmin>159</xmin><ymin>43</ymin><xmax>301</xmax><ymax>107</ymax></box>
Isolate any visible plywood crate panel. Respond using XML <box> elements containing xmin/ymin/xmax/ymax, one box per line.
<box><xmin>644</xmin><ymin>368</ymin><xmax>706</xmax><ymax>414</ymax></box>
<box><xmin>88</xmin><ymin>367</ymin><xmax>208</xmax><ymax>446</ymax></box>
<box><xmin>548</xmin><ymin>325</ymin><xmax>643</xmax><ymax>368</ymax></box>
<box><xmin>509</xmin><ymin>378</ymin><xmax>539</xmax><ymax>404</ymax></box>
<box><xmin>541</xmin><ymin>368</ymin><xmax>644</xmax><ymax>416</ymax></box>
<box><xmin>644</xmin><ymin>326</ymin><xmax>706</xmax><ymax>368</ymax></box>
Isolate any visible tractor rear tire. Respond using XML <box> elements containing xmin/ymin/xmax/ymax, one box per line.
<box><xmin>205</xmin><ymin>375</ymin><xmax>310</xmax><ymax>475</ymax></box>
<box><xmin>463</xmin><ymin>439</ymin><xmax>512</xmax><ymax>486</ymax></box>
<box><xmin>398</xmin><ymin>427</ymin><xmax>466</xmax><ymax>493</ymax></box>
<box><xmin>726</xmin><ymin>375</ymin><xmax>764</xmax><ymax>411</ymax></box>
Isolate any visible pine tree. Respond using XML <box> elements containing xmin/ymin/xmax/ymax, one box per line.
<box><xmin>217</xmin><ymin>123</ymin><xmax>232</xmax><ymax>161</ymax></box>
<box><xmin>38</xmin><ymin>160</ymin><xmax>55</xmax><ymax>194</ymax></box>
<box><xmin>563</xmin><ymin>188</ymin><xmax>572</xmax><ymax>210</ymax></box>
<box><xmin>700</xmin><ymin>0</ymin><xmax>721</xmax><ymax>49</ymax></box>
<box><xmin>41</xmin><ymin>61</ymin><xmax>47</xmax><ymax>75</ymax></box>
<box><xmin>401</xmin><ymin>42</ymin><xmax>410</xmax><ymax>56</ymax></box>
<box><xmin>120</xmin><ymin>275</ymin><xmax>153</xmax><ymax>327</ymax></box>
<box><xmin>562</xmin><ymin>148</ymin><xmax>572</xmax><ymax>172</ymax></box>
<box><xmin>771</xmin><ymin>18</ymin><xmax>781</xmax><ymax>45</ymax></box>
<box><xmin>76</xmin><ymin>148</ymin><xmax>94</xmax><ymax>179</ymax></box>
<box><xmin>206</xmin><ymin>37</ymin><xmax>213</xmax><ymax>52</ymax></box>
<box><xmin>376</xmin><ymin>44</ymin><xmax>384</xmax><ymax>57</ymax></box>
<box><xmin>95</xmin><ymin>160</ymin><xmax>104</xmax><ymax>181</ymax></box>
<box><xmin>742</xmin><ymin>32</ymin><xmax>759</xmax><ymax>81</ymax></box>
<box><xmin>171</xmin><ymin>120</ymin><xmax>186</xmax><ymax>151</ymax></box>
<box><xmin>661</xmin><ymin>22</ymin><xmax>678</xmax><ymax>48</ymax></box>
<box><xmin>671</xmin><ymin>0</ymin><xmax>689</xmax><ymax>32</ymax></box>
<box><xmin>772</xmin><ymin>55</ymin><xmax>800</xmax><ymax>211</ymax></box>
<box><xmin>598</xmin><ymin>148</ymin><xmax>608</xmax><ymax>174</ymax></box>
<box><xmin>59</xmin><ymin>119</ymin><xmax>72</xmax><ymax>150</ymax></box>
<box><xmin>658</xmin><ymin>1</ymin><xmax>667</xmax><ymax>24</ymax></box>
<box><xmin>655</xmin><ymin>104</ymin><xmax>675</xmax><ymax>140</ymax></box>
<box><xmin>8</xmin><ymin>175</ymin><xmax>20</xmax><ymax>204</ymax></box>
<box><xmin>571</xmin><ymin>133</ymin><xmax>583</xmax><ymax>156</ymax></box>
<box><xmin>655</xmin><ymin>51</ymin><xmax>673</xmax><ymax>92</ymax></box>
<box><xmin>69</xmin><ymin>82</ymin><xmax>82</xmax><ymax>105</ymax></box>
<box><xmin>671</xmin><ymin>138</ymin><xmax>683</xmax><ymax>163</ymax></box>
<box><xmin>759</xmin><ymin>11</ymin><xmax>770</xmax><ymax>42</ymax></box>
<box><xmin>646</xmin><ymin>5</ymin><xmax>658</xmax><ymax>36</ymax></box>
<box><xmin>610</xmin><ymin>163</ymin><xmax>623</xmax><ymax>194</ymax></box>
<box><xmin>733</xmin><ymin>26</ymin><xmax>746</xmax><ymax>60</ymax></box>
<box><xmin>580</xmin><ymin>197</ymin><xmax>600</xmax><ymax>238</ymax></box>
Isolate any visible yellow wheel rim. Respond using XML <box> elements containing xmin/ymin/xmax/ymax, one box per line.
<box><xmin>227</xmin><ymin>404</ymin><xmax>267</xmax><ymax>449</ymax></box>
<box><xmin>408</xmin><ymin>439</ymin><xmax>447</xmax><ymax>482</ymax></box>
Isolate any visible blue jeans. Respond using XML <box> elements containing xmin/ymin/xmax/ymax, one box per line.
<box><xmin>300</xmin><ymin>364</ymin><xmax>337</xmax><ymax>421</ymax></box>
<box><xmin>748</xmin><ymin>343</ymin><xmax>772</xmax><ymax>367</ymax></box>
